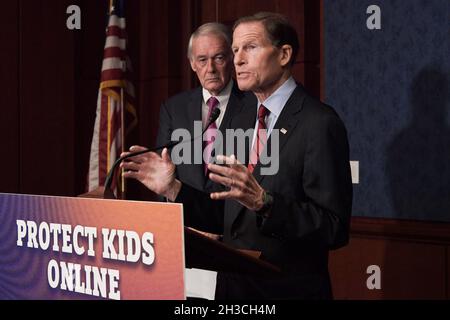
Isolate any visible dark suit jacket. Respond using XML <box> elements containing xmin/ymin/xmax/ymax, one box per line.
<box><xmin>156</xmin><ymin>83</ymin><xmax>256</xmax><ymax>233</ymax></box>
<box><xmin>176</xmin><ymin>84</ymin><xmax>353</xmax><ymax>299</ymax></box>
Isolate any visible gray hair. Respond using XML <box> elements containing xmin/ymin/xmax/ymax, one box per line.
<box><xmin>187</xmin><ymin>22</ymin><xmax>232</xmax><ymax>60</ymax></box>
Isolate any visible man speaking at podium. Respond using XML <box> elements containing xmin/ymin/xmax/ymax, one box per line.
<box><xmin>150</xmin><ymin>22</ymin><xmax>254</xmax><ymax>299</ymax></box>
<box><xmin>121</xmin><ymin>12</ymin><xmax>353</xmax><ymax>299</ymax></box>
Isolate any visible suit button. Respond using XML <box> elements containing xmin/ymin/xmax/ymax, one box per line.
<box><xmin>232</xmin><ymin>232</ymin><xmax>238</xmax><ymax>239</ymax></box>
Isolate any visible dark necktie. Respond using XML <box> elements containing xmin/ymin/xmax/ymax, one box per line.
<box><xmin>203</xmin><ymin>97</ymin><xmax>219</xmax><ymax>175</ymax></box>
<box><xmin>248</xmin><ymin>105</ymin><xmax>269</xmax><ymax>173</ymax></box>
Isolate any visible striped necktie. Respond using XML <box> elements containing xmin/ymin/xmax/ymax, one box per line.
<box><xmin>248</xmin><ymin>105</ymin><xmax>269</xmax><ymax>173</ymax></box>
<box><xmin>203</xmin><ymin>96</ymin><xmax>219</xmax><ymax>175</ymax></box>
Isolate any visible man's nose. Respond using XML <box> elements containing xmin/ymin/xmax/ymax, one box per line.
<box><xmin>206</xmin><ymin>58</ymin><xmax>216</xmax><ymax>72</ymax></box>
<box><xmin>234</xmin><ymin>50</ymin><xmax>244</xmax><ymax>66</ymax></box>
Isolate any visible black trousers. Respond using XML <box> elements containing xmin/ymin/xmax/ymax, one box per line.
<box><xmin>214</xmin><ymin>272</ymin><xmax>333</xmax><ymax>300</ymax></box>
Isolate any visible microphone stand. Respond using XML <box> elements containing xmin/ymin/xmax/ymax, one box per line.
<box><xmin>103</xmin><ymin>108</ymin><xmax>221</xmax><ymax>199</ymax></box>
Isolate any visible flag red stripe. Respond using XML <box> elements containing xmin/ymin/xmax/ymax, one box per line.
<box><xmin>101</xmin><ymin>69</ymin><xmax>124</xmax><ymax>82</ymax></box>
<box><xmin>103</xmin><ymin>47</ymin><xmax>125</xmax><ymax>59</ymax></box>
<box><xmin>107</xmin><ymin>25</ymin><xmax>126</xmax><ymax>38</ymax></box>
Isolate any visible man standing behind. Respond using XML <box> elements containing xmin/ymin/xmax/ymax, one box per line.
<box><xmin>122</xmin><ymin>13</ymin><xmax>352</xmax><ymax>299</ymax></box>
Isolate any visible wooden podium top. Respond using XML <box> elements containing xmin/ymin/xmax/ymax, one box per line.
<box><xmin>185</xmin><ymin>227</ymin><xmax>281</xmax><ymax>277</ymax></box>
<box><xmin>78</xmin><ymin>186</ymin><xmax>106</xmax><ymax>198</ymax></box>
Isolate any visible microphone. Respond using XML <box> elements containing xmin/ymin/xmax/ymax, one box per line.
<box><xmin>103</xmin><ymin>107</ymin><xmax>221</xmax><ymax>199</ymax></box>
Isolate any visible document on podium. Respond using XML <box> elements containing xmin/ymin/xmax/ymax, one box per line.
<box><xmin>185</xmin><ymin>268</ymin><xmax>217</xmax><ymax>300</ymax></box>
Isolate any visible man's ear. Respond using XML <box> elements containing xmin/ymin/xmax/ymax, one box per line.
<box><xmin>279</xmin><ymin>44</ymin><xmax>293</xmax><ymax>67</ymax></box>
<box><xmin>189</xmin><ymin>58</ymin><xmax>197</xmax><ymax>72</ymax></box>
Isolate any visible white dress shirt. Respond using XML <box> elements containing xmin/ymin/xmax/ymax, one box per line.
<box><xmin>251</xmin><ymin>77</ymin><xmax>297</xmax><ymax>148</ymax></box>
<box><xmin>201</xmin><ymin>79</ymin><xmax>233</xmax><ymax>129</ymax></box>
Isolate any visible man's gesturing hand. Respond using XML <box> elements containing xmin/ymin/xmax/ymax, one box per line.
<box><xmin>208</xmin><ymin>155</ymin><xmax>265</xmax><ymax>211</ymax></box>
<box><xmin>120</xmin><ymin>146</ymin><xmax>181</xmax><ymax>201</ymax></box>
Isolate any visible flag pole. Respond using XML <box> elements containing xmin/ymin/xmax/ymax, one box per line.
<box><xmin>120</xmin><ymin>86</ymin><xmax>126</xmax><ymax>199</ymax></box>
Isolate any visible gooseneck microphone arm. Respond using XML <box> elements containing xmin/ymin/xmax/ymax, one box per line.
<box><xmin>103</xmin><ymin>107</ymin><xmax>221</xmax><ymax>199</ymax></box>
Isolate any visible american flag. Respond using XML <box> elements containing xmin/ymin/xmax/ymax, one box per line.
<box><xmin>87</xmin><ymin>0</ymin><xmax>137</xmax><ymax>196</ymax></box>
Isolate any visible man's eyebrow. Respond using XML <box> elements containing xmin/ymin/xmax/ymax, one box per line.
<box><xmin>233</xmin><ymin>37</ymin><xmax>258</xmax><ymax>46</ymax></box>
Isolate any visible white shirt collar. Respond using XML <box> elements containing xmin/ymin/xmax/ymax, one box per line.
<box><xmin>202</xmin><ymin>79</ymin><xmax>233</xmax><ymax>105</ymax></box>
<box><xmin>257</xmin><ymin>76</ymin><xmax>297</xmax><ymax>118</ymax></box>
<box><xmin>201</xmin><ymin>79</ymin><xmax>233</xmax><ymax>129</ymax></box>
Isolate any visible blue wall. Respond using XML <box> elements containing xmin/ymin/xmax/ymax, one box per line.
<box><xmin>324</xmin><ymin>0</ymin><xmax>450</xmax><ymax>221</ymax></box>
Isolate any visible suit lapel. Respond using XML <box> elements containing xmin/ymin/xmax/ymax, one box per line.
<box><xmin>225</xmin><ymin>92</ymin><xmax>257</xmax><ymax>227</ymax></box>
<box><xmin>217</xmin><ymin>84</ymin><xmax>243</xmax><ymax>133</ymax></box>
<box><xmin>251</xmin><ymin>85</ymin><xmax>306</xmax><ymax>184</ymax></box>
<box><xmin>186</xmin><ymin>88</ymin><xmax>206</xmax><ymax>187</ymax></box>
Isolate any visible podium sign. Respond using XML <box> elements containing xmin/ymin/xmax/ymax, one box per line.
<box><xmin>0</xmin><ymin>193</ymin><xmax>185</xmax><ymax>300</ymax></box>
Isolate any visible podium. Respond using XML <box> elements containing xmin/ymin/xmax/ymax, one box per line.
<box><xmin>80</xmin><ymin>187</ymin><xmax>281</xmax><ymax>277</ymax></box>
<box><xmin>1</xmin><ymin>192</ymin><xmax>188</xmax><ymax>299</ymax></box>
<box><xmin>0</xmin><ymin>191</ymin><xmax>280</xmax><ymax>300</ymax></box>
<box><xmin>184</xmin><ymin>227</ymin><xmax>280</xmax><ymax>276</ymax></box>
